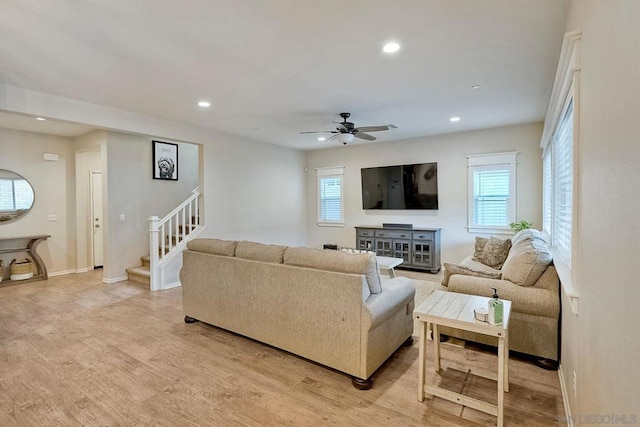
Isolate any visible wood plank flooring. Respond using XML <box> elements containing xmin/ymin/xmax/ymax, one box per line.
<box><xmin>0</xmin><ymin>270</ymin><xmax>565</xmax><ymax>426</ymax></box>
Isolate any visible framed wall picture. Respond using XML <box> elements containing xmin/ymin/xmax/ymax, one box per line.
<box><xmin>152</xmin><ymin>140</ymin><xmax>178</xmax><ymax>181</ymax></box>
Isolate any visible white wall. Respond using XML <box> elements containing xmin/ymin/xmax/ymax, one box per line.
<box><xmin>1</xmin><ymin>85</ymin><xmax>309</xmax><ymax>260</ymax></box>
<box><xmin>559</xmin><ymin>0</ymin><xmax>640</xmax><ymax>420</ymax></box>
<box><xmin>201</xmin><ymin>134</ymin><xmax>307</xmax><ymax>246</ymax></box>
<box><xmin>305</xmin><ymin>122</ymin><xmax>544</xmax><ymax>263</ymax></box>
<box><xmin>103</xmin><ymin>132</ymin><xmax>199</xmax><ymax>281</ymax></box>
<box><xmin>0</xmin><ymin>127</ymin><xmax>76</xmax><ymax>275</ymax></box>
<box><xmin>74</xmin><ymin>130</ymin><xmax>106</xmax><ymax>272</ymax></box>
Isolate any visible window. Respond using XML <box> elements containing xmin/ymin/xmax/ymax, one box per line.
<box><xmin>552</xmin><ymin>101</ymin><xmax>574</xmax><ymax>267</ymax></box>
<box><xmin>539</xmin><ymin>31</ymin><xmax>580</xmax><ymax>312</ymax></box>
<box><xmin>543</xmin><ymin>99</ymin><xmax>574</xmax><ymax>268</ymax></box>
<box><xmin>316</xmin><ymin>166</ymin><xmax>344</xmax><ymax>227</ymax></box>
<box><xmin>466</xmin><ymin>152</ymin><xmax>518</xmax><ymax>234</ymax></box>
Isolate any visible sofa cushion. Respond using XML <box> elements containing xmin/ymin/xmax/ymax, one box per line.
<box><xmin>511</xmin><ymin>228</ymin><xmax>544</xmax><ymax>246</ymax></box>
<box><xmin>471</xmin><ymin>237</ymin><xmax>489</xmax><ymax>262</ymax></box>
<box><xmin>477</xmin><ymin>236</ymin><xmax>512</xmax><ymax>269</ymax></box>
<box><xmin>501</xmin><ymin>237</ymin><xmax>552</xmax><ymax>286</ymax></box>
<box><xmin>284</xmin><ymin>247</ymin><xmax>382</xmax><ymax>294</ymax></box>
<box><xmin>187</xmin><ymin>238</ymin><xmax>237</xmax><ymax>256</ymax></box>
<box><xmin>236</xmin><ymin>241</ymin><xmax>287</xmax><ymax>263</ymax></box>
<box><xmin>441</xmin><ymin>262</ymin><xmax>502</xmax><ymax>287</ymax></box>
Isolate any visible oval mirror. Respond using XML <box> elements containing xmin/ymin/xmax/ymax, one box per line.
<box><xmin>0</xmin><ymin>169</ymin><xmax>35</xmax><ymax>223</ymax></box>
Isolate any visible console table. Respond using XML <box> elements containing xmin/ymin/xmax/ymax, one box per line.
<box><xmin>355</xmin><ymin>225</ymin><xmax>441</xmax><ymax>273</ymax></box>
<box><xmin>0</xmin><ymin>235</ymin><xmax>50</xmax><ymax>286</ymax></box>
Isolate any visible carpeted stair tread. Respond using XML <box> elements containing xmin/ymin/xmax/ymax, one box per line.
<box><xmin>126</xmin><ymin>266</ymin><xmax>150</xmax><ymax>277</ymax></box>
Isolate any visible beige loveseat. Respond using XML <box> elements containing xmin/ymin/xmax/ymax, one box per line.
<box><xmin>441</xmin><ymin>229</ymin><xmax>560</xmax><ymax>362</ymax></box>
<box><xmin>180</xmin><ymin>239</ymin><xmax>416</xmax><ymax>389</ymax></box>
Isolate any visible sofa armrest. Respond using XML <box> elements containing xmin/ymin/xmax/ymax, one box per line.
<box><xmin>363</xmin><ymin>277</ymin><xmax>416</xmax><ymax>330</ymax></box>
<box><xmin>448</xmin><ymin>275</ymin><xmax>559</xmax><ymax>318</ymax></box>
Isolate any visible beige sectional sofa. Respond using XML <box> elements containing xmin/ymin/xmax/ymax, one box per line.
<box><xmin>180</xmin><ymin>239</ymin><xmax>416</xmax><ymax>389</ymax></box>
<box><xmin>441</xmin><ymin>229</ymin><xmax>560</xmax><ymax>363</ymax></box>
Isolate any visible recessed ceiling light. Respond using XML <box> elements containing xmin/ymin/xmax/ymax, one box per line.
<box><xmin>450</xmin><ymin>117</ymin><xmax>461</xmax><ymax>122</ymax></box>
<box><xmin>318</xmin><ymin>137</ymin><xmax>326</xmax><ymax>141</ymax></box>
<box><xmin>35</xmin><ymin>117</ymin><xmax>46</xmax><ymax>121</ymax></box>
<box><xmin>471</xmin><ymin>85</ymin><xmax>481</xmax><ymax>90</ymax></box>
<box><xmin>197</xmin><ymin>101</ymin><xmax>211</xmax><ymax>108</ymax></box>
<box><xmin>382</xmin><ymin>42</ymin><xmax>400</xmax><ymax>53</ymax></box>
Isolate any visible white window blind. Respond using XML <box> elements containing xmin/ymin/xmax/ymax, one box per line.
<box><xmin>472</xmin><ymin>166</ymin><xmax>510</xmax><ymax>226</ymax></box>
<box><xmin>316</xmin><ymin>166</ymin><xmax>345</xmax><ymax>226</ymax></box>
<box><xmin>553</xmin><ymin>100</ymin><xmax>574</xmax><ymax>267</ymax></box>
<box><xmin>542</xmin><ymin>150</ymin><xmax>552</xmax><ymax>236</ymax></box>
<box><xmin>466</xmin><ymin>152</ymin><xmax>518</xmax><ymax>233</ymax></box>
<box><xmin>319</xmin><ymin>177</ymin><xmax>341</xmax><ymax>221</ymax></box>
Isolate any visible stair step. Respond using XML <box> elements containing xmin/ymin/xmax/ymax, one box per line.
<box><xmin>141</xmin><ymin>255</ymin><xmax>150</xmax><ymax>268</ymax></box>
<box><xmin>126</xmin><ymin>265</ymin><xmax>150</xmax><ymax>286</ymax></box>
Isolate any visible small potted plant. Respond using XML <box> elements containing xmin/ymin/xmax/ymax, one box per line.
<box><xmin>509</xmin><ymin>220</ymin><xmax>534</xmax><ymax>232</ymax></box>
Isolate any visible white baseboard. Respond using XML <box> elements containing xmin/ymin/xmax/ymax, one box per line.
<box><xmin>558</xmin><ymin>364</ymin><xmax>573</xmax><ymax>427</ymax></box>
<box><xmin>161</xmin><ymin>281</ymin><xmax>182</xmax><ymax>290</ymax></box>
<box><xmin>75</xmin><ymin>267</ymin><xmax>93</xmax><ymax>274</ymax></box>
<box><xmin>103</xmin><ymin>276</ymin><xmax>127</xmax><ymax>284</ymax></box>
<box><xmin>48</xmin><ymin>269</ymin><xmax>75</xmax><ymax>277</ymax></box>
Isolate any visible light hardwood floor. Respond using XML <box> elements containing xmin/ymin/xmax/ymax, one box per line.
<box><xmin>0</xmin><ymin>269</ymin><xmax>565</xmax><ymax>426</ymax></box>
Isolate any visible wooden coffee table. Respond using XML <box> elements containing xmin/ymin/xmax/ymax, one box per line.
<box><xmin>414</xmin><ymin>290</ymin><xmax>512</xmax><ymax>427</ymax></box>
<box><xmin>376</xmin><ymin>256</ymin><xmax>403</xmax><ymax>278</ymax></box>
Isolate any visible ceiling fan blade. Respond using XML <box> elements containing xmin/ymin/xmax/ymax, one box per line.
<box><xmin>354</xmin><ymin>130</ymin><xmax>376</xmax><ymax>141</ymax></box>
<box><xmin>300</xmin><ymin>130</ymin><xmax>336</xmax><ymax>134</ymax></box>
<box><xmin>355</xmin><ymin>125</ymin><xmax>390</xmax><ymax>132</ymax></box>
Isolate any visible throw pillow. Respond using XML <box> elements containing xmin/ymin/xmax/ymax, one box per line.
<box><xmin>478</xmin><ymin>236</ymin><xmax>512</xmax><ymax>269</ymax></box>
<box><xmin>441</xmin><ymin>262</ymin><xmax>502</xmax><ymax>287</ymax></box>
<box><xmin>471</xmin><ymin>237</ymin><xmax>489</xmax><ymax>262</ymax></box>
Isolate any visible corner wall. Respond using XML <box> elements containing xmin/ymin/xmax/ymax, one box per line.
<box><xmin>559</xmin><ymin>0</ymin><xmax>639</xmax><ymax>420</ymax></box>
<box><xmin>103</xmin><ymin>132</ymin><xmax>199</xmax><ymax>281</ymax></box>
<box><xmin>305</xmin><ymin>122</ymin><xmax>544</xmax><ymax>262</ymax></box>
<box><xmin>0</xmin><ymin>127</ymin><xmax>76</xmax><ymax>274</ymax></box>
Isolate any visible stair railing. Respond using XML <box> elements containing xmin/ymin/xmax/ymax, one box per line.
<box><xmin>148</xmin><ymin>187</ymin><xmax>202</xmax><ymax>291</ymax></box>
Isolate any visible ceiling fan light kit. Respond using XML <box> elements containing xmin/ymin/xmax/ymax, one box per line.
<box><xmin>301</xmin><ymin>112</ymin><xmax>396</xmax><ymax>145</ymax></box>
<box><xmin>338</xmin><ymin>133</ymin><xmax>355</xmax><ymax>145</ymax></box>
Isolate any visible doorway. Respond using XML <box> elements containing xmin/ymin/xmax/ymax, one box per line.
<box><xmin>90</xmin><ymin>171</ymin><xmax>103</xmax><ymax>268</ymax></box>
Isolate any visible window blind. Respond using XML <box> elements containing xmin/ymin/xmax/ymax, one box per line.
<box><xmin>472</xmin><ymin>165</ymin><xmax>510</xmax><ymax>227</ymax></box>
<box><xmin>553</xmin><ymin>100</ymin><xmax>574</xmax><ymax>267</ymax></box>
<box><xmin>542</xmin><ymin>151</ymin><xmax>552</xmax><ymax>235</ymax></box>
<box><xmin>319</xmin><ymin>176</ymin><xmax>342</xmax><ymax>222</ymax></box>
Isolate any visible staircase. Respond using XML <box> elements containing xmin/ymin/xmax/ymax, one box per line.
<box><xmin>126</xmin><ymin>255</ymin><xmax>151</xmax><ymax>286</ymax></box>
<box><xmin>126</xmin><ymin>187</ymin><xmax>205</xmax><ymax>290</ymax></box>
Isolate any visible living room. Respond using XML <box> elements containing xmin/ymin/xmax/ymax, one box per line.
<box><xmin>1</xmin><ymin>1</ymin><xmax>638</xmax><ymax>425</ymax></box>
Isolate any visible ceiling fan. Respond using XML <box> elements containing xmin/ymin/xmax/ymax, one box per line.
<box><xmin>301</xmin><ymin>112</ymin><xmax>397</xmax><ymax>145</ymax></box>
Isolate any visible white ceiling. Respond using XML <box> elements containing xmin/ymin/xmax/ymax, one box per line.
<box><xmin>0</xmin><ymin>0</ymin><xmax>570</xmax><ymax>150</ymax></box>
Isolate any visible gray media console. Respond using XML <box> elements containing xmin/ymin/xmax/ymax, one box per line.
<box><xmin>355</xmin><ymin>225</ymin><xmax>441</xmax><ymax>273</ymax></box>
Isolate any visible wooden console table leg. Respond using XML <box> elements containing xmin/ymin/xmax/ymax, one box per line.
<box><xmin>27</xmin><ymin>237</ymin><xmax>49</xmax><ymax>280</ymax></box>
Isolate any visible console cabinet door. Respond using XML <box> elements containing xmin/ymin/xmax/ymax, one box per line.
<box><xmin>375</xmin><ymin>238</ymin><xmax>394</xmax><ymax>256</ymax></box>
<box><xmin>393</xmin><ymin>239</ymin><xmax>411</xmax><ymax>263</ymax></box>
<box><xmin>357</xmin><ymin>236</ymin><xmax>374</xmax><ymax>251</ymax></box>
<box><xmin>412</xmin><ymin>240</ymin><xmax>434</xmax><ymax>268</ymax></box>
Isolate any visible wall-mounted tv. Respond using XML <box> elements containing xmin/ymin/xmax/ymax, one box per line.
<box><xmin>361</xmin><ymin>162</ymin><xmax>438</xmax><ymax>210</ymax></box>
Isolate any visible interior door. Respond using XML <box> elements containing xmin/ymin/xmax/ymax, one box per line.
<box><xmin>90</xmin><ymin>171</ymin><xmax>103</xmax><ymax>268</ymax></box>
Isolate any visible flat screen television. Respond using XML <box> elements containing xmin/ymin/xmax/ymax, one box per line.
<box><xmin>361</xmin><ymin>162</ymin><xmax>438</xmax><ymax>210</ymax></box>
